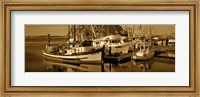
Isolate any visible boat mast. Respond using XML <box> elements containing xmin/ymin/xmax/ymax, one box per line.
<box><xmin>73</xmin><ymin>25</ymin><xmax>76</xmax><ymax>47</ymax></box>
<box><xmin>150</xmin><ymin>25</ymin><xmax>152</xmax><ymax>41</ymax></box>
<box><xmin>132</xmin><ymin>25</ymin><xmax>135</xmax><ymax>37</ymax></box>
<box><xmin>140</xmin><ymin>25</ymin><xmax>143</xmax><ymax>39</ymax></box>
<box><xmin>125</xmin><ymin>26</ymin><xmax>128</xmax><ymax>36</ymax></box>
<box><xmin>90</xmin><ymin>25</ymin><xmax>97</xmax><ymax>39</ymax></box>
<box><xmin>113</xmin><ymin>26</ymin><xmax>117</xmax><ymax>34</ymax></box>
<box><xmin>80</xmin><ymin>26</ymin><xmax>84</xmax><ymax>41</ymax></box>
<box><xmin>67</xmin><ymin>25</ymin><xmax>70</xmax><ymax>48</ymax></box>
<box><xmin>77</xmin><ymin>25</ymin><xmax>80</xmax><ymax>42</ymax></box>
<box><xmin>125</xmin><ymin>26</ymin><xmax>129</xmax><ymax>37</ymax></box>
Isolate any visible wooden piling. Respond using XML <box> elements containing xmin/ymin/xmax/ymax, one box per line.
<box><xmin>109</xmin><ymin>46</ymin><xmax>112</xmax><ymax>56</ymax></box>
<box><xmin>110</xmin><ymin>63</ymin><xmax>112</xmax><ymax>72</ymax></box>
<box><xmin>47</xmin><ymin>34</ymin><xmax>50</xmax><ymax>45</ymax></box>
<box><xmin>101</xmin><ymin>61</ymin><xmax>104</xmax><ymax>72</ymax></box>
<box><xmin>109</xmin><ymin>46</ymin><xmax>112</xmax><ymax>72</ymax></box>
<box><xmin>101</xmin><ymin>45</ymin><xmax>105</xmax><ymax>72</ymax></box>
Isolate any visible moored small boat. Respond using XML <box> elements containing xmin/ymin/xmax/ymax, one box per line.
<box><xmin>132</xmin><ymin>41</ymin><xmax>155</xmax><ymax>61</ymax></box>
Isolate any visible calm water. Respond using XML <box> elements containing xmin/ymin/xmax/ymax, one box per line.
<box><xmin>25</xmin><ymin>37</ymin><xmax>175</xmax><ymax>72</ymax></box>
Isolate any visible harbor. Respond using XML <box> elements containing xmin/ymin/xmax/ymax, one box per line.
<box><xmin>25</xmin><ymin>25</ymin><xmax>175</xmax><ymax>72</ymax></box>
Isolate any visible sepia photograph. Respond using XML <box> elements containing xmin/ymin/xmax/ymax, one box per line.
<box><xmin>25</xmin><ymin>25</ymin><xmax>175</xmax><ymax>72</ymax></box>
<box><xmin>2</xmin><ymin>0</ymin><xmax>197</xmax><ymax>95</ymax></box>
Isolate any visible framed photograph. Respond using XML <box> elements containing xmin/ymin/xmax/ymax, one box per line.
<box><xmin>1</xmin><ymin>0</ymin><xmax>199</xmax><ymax>96</ymax></box>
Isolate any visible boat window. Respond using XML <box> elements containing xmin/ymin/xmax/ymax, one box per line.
<box><xmin>112</xmin><ymin>40</ymin><xmax>118</xmax><ymax>43</ymax></box>
<box><xmin>81</xmin><ymin>41</ymin><xmax>92</xmax><ymax>46</ymax></box>
<box><xmin>124</xmin><ymin>39</ymin><xmax>129</xmax><ymax>42</ymax></box>
<box><xmin>141</xmin><ymin>46</ymin><xmax>144</xmax><ymax>49</ymax></box>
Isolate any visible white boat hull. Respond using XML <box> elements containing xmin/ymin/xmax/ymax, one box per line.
<box><xmin>43</xmin><ymin>51</ymin><xmax>102</xmax><ymax>62</ymax></box>
<box><xmin>109</xmin><ymin>44</ymin><xmax>130</xmax><ymax>54</ymax></box>
<box><xmin>132</xmin><ymin>50</ymin><xmax>155</xmax><ymax>61</ymax></box>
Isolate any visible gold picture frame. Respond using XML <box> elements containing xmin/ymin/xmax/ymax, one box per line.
<box><xmin>0</xmin><ymin>0</ymin><xmax>199</xmax><ymax>97</ymax></box>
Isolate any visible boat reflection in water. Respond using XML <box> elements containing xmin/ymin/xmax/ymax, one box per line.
<box><xmin>105</xmin><ymin>58</ymin><xmax>155</xmax><ymax>72</ymax></box>
<box><xmin>43</xmin><ymin>56</ymin><xmax>157</xmax><ymax>72</ymax></box>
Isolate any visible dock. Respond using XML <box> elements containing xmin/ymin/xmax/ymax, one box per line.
<box><xmin>103</xmin><ymin>51</ymin><xmax>133</xmax><ymax>64</ymax></box>
<box><xmin>153</xmin><ymin>45</ymin><xmax>175</xmax><ymax>53</ymax></box>
<box><xmin>153</xmin><ymin>45</ymin><xmax>175</xmax><ymax>59</ymax></box>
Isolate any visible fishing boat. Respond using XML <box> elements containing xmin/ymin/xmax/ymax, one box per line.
<box><xmin>42</xmin><ymin>25</ymin><xmax>103</xmax><ymax>64</ymax></box>
<box><xmin>132</xmin><ymin>41</ymin><xmax>155</xmax><ymax>61</ymax></box>
<box><xmin>93</xmin><ymin>35</ymin><xmax>131</xmax><ymax>56</ymax></box>
<box><xmin>43</xmin><ymin>43</ymin><xmax>102</xmax><ymax>62</ymax></box>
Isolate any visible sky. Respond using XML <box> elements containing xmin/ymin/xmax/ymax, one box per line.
<box><xmin>25</xmin><ymin>25</ymin><xmax>68</xmax><ymax>36</ymax></box>
<box><xmin>25</xmin><ymin>25</ymin><xmax>175</xmax><ymax>36</ymax></box>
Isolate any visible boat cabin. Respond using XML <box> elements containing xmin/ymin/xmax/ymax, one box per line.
<box><xmin>57</xmin><ymin>41</ymin><xmax>96</xmax><ymax>55</ymax></box>
<box><xmin>168</xmin><ymin>39</ymin><xmax>175</xmax><ymax>46</ymax></box>
<box><xmin>121</xmin><ymin>36</ymin><xmax>131</xmax><ymax>44</ymax></box>
<box><xmin>135</xmin><ymin>42</ymin><xmax>152</xmax><ymax>51</ymax></box>
<box><xmin>92</xmin><ymin>35</ymin><xmax>122</xmax><ymax>47</ymax></box>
